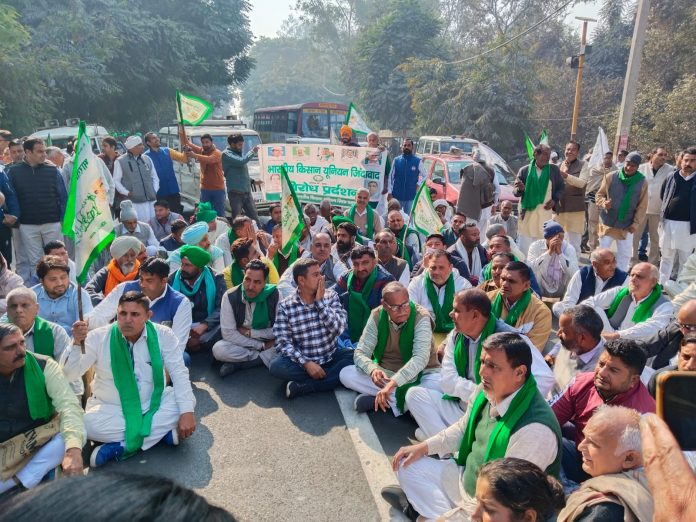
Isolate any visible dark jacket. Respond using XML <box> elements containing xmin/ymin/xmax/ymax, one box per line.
<box><xmin>168</xmin><ymin>271</ymin><xmax>227</xmax><ymax>328</ymax></box>
<box><xmin>648</xmin><ymin>364</ymin><xmax>677</xmax><ymax>397</ymax></box>
<box><xmin>640</xmin><ymin>322</ymin><xmax>682</xmax><ymax>370</ymax></box>
<box><xmin>8</xmin><ymin>161</ymin><xmax>67</xmax><ymax>224</ymax></box>
<box><xmin>660</xmin><ymin>169</ymin><xmax>696</xmax><ymax>234</ymax></box>
<box><xmin>514</xmin><ymin>163</ymin><xmax>564</xmax><ymax>217</ymax></box>
<box><xmin>0</xmin><ymin>168</ymin><xmax>20</xmax><ymax>225</ymax></box>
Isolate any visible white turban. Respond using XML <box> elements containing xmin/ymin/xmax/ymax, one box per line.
<box><xmin>110</xmin><ymin>236</ymin><xmax>142</xmax><ymax>259</ymax></box>
<box><xmin>124</xmin><ymin>135</ymin><xmax>143</xmax><ymax>150</ymax></box>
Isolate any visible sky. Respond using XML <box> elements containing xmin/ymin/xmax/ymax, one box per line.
<box><xmin>248</xmin><ymin>0</ymin><xmax>603</xmax><ymax>40</ymax></box>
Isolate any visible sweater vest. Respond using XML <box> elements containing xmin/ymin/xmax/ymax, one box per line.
<box><xmin>116</xmin><ymin>154</ymin><xmax>157</xmax><ymax>203</ymax></box>
<box><xmin>227</xmin><ymin>286</ymin><xmax>279</xmax><ymax>329</ymax></box>
<box><xmin>380</xmin><ymin>257</ymin><xmax>408</xmax><ymax>282</ymax></box>
<box><xmin>123</xmin><ymin>281</ymin><xmax>185</xmax><ymax>324</ymax></box>
<box><xmin>606</xmin><ymin>291</ymin><xmax>669</xmax><ymax>330</ymax></box>
<box><xmin>558</xmin><ymin>160</ymin><xmax>586</xmax><ymax>213</ymax></box>
<box><xmin>462</xmin><ymin>389</ymin><xmax>562</xmax><ymax>496</ymax></box>
<box><xmin>145</xmin><ymin>147</ymin><xmax>180</xmax><ymax>197</ymax></box>
<box><xmin>391</xmin><ymin>154</ymin><xmax>421</xmax><ymax>202</ymax></box>
<box><xmin>0</xmin><ymin>355</ymin><xmax>49</xmax><ymax>443</ymax></box>
<box><xmin>600</xmin><ymin>174</ymin><xmax>646</xmax><ymax>229</ymax></box>
<box><xmin>9</xmin><ymin>163</ymin><xmax>63</xmax><ymax>224</ymax></box>
<box><xmin>578</xmin><ymin>266</ymin><xmax>628</xmax><ymax>303</ymax></box>
<box><xmin>368</xmin><ymin>306</ymin><xmax>439</xmax><ymax>373</ymax></box>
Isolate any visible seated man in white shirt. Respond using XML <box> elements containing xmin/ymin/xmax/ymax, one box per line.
<box><xmin>213</xmin><ymin>259</ymin><xmax>278</xmax><ymax>377</ymax></box>
<box><xmin>339</xmin><ymin>282</ymin><xmax>440</xmax><ymax>415</ymax></box>
<box><xmin>553</xmin><ymin>248</ymin><xmax>628</xmax><ymax>318</ymax></box>
<box><xmin>381</xmin><ymin>332</ymin><xmax>562</xmax><ymax>520</ymax></box>
<box><xmin>343</xmin><ymin>188</ymin><xmax>383</xmax><ymax>240</ymax></box>
<box><xmin>528</xmin><ymin>220</ymin><xmax>579</xmax><ymax>299</ymax></box>
<box><xmin>583</xmin><ymin>262</ymin><xmax>673</xmax><ymax>342</ymax></box>
<box><xmin>72</xmin><ymin>291</ymin><xmax>196</xmax><ymax>467</ymax></box>
<box><xmin>405</xmin><ymin>288</ymin><xmax>555</xmax><ymax>440</ymax></box>
<box><xmin>305</xmin><ymin>202</ymin><xmax>331</xmax><ymax>236</ymax></box>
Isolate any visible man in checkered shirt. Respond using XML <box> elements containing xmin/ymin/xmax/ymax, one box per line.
<box><xmin>270</xmin><ymin>257</ymin><xmax>352</xmax><ymax>399</ymax></box>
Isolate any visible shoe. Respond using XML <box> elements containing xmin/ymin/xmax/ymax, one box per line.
<box><xmin>219</xmin><ymin>363</ymin><xmax>238</xmax><ymax>378</ymax></box>
<box><xmin>381</xmin><ymin>485</ymin><xmax>419</xmax><ymax>521</ymax></box>
<box><xmin>162</xmin><ymin>430</ymin><xmax>179</xmax><ymax>446</ymax></box>
<box><xmin>639</xmin><ymin>253</ymin><xmax>648</xmax><ymax>262</ymax></box>
<box><xmin>354</xmin><ymin>393</ymin><xmax>376</xmax><ymax>413</ymax></box>
<box><xmin>286</xmin><ymin>381</ymin><xmax>308</xmax><ymax>399</ymax></box>
<box><xmin>414</xmin><ymin>428</ymin><xmax>426</xmax><ymax>442</ymax></box>
<box><xmin>90</xmin><ymin>442</ymin><xmax>124</xmax><ymax>467</ymax></box>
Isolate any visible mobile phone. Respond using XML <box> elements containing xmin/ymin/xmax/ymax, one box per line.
<box><xmin>656</xmin><ymin>371</ymin><xmax>696</xmax><ymax>451</ymax></box>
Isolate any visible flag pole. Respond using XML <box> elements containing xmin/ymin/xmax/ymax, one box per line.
<box><xmin>176</xmin><ymin>90</ymin><xmax>193</xmax><ymax>175</ymax></box>
<box><xmin>76</xmin><ymin>283</ymin><xmax>85</xmax><ymax>354</ymax></box>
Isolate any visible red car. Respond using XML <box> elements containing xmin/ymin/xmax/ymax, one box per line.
<box><xmin>423</xmin><ymin>153</ymin><xmax>520</xmax><ymax>212</ymax></box>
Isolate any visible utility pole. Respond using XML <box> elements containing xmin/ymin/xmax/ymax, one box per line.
<box><xmin>614</xmin><ymin>0</ymin><xmax>651</xmax><ymax>154</ymax></box>
<box><xmin>570</xmin><ymin>17</ymin><xmax>596</xmax><ymax>142</ymax></box>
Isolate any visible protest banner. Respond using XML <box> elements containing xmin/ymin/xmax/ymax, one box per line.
<box><xmin>260</xmin><ymin>144</ymin><xmax>387</xmax><ymax>208</ymax></box>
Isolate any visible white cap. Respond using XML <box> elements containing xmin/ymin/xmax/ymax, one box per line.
<box><xmin>124</xmin><ymin>136</ymin><xmax>143</xmax><ymax>149</ymax></box>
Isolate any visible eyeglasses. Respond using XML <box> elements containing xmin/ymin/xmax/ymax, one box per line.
<box><xmin>384</xmin><ymin>301</ymin><xmax>410</xmax><ymax>312</ymax></box>
<box><xmin>677</xmin><ymin>322</ymin><xmax>696</xmax><ymax>332</ymax></box>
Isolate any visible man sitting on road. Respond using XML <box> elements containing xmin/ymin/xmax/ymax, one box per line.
<box><xmin>487</xmin><ymin>200</ymin><xmax>518</xmax><ymax>241</ymax></box>
<box><xmin>553</xmin><ymin>248</ymin><xmax>627</xmax><ymax>318</ymax></box>
<box><xmin>479</xmin><ymin>234</ymin><xmax>542</xmax><ymax>295</ymax></box>
<box><xmin>159</xmin><ymin>219</ymin><xmax>187</xmax><ymax>253</ymax></box>
<box><xmin>528</xmin><ymin>220</ymin><xmax>578</xmax><ymax>299</ymax></box>
<box><xmin>639</xmin><ymin>299</ymin><xmax>696</xmax><ymax>370</ymax></box>
<box><xmin>339</xmin><ymin>282</ymin><xmax>441</xmax><ymax>415</ymax></box>
<box><xmin>583</xmin><ymin>262</ymin><xmax>672</xmax><ymax>342</ymax></box>
<box><xmin>31</xmin><ymin>256</ymin><xmax>92</xmax><ymax>337</ymax></box>
<box><xmin>0</xmin><ymin>324</ymin><xmax>84</xmax><ymax>495</ymax></box>
<box><xmin>410</xmin><ymin>233</ymin><xmax>471</xmax><ymax>281</ymax></box>
<box><xmin>478</xmin><ymin>252</ymin><xmax>514</xmax><ymax>293</ymax></box>
<box><xmin>551</xmin><ymin>339</ymin><xmax>655</xmax><ymax>483</ymax></box>
<box><xmin>267</xmin><ymin>224</ymin><xmax>304</xmax><ymax>278</ymax></box>
<box><xmin>168</xmin><ymin>221</ymin><xmax>225</xmax><ymax>273</ymax></box>
<box><xmin>85</xmin><ymin>236</ymin><xmax>142</xmax><ymax>306</ymax></box>
<box><xmin>148</xmin><ymin>199</ymin><xmax>183</xmax><ymax>242</ymax></box>
<box><xmin>194</xmin><ymin>201</ymin><xmax>231</xmax><ymax>246</ymax></box>
<box><xmin>482</xmin><ymin>223</ymin><xmax>526</xmax><ymax>261</ymax></box>
<box><xmin>169</xmin><ymin>246</ymin><xmax>226</xmax><ymax>352</ymax></box>
<box><xmin>382</xmin><ymin>333</ymin><xmax>562</xmax><ymax>520</ymax></box>
<box><xmin>448</xmin><ymin>223</ymin><xmax>487</xmax><ymax>286</ymax></box>
<box><xmin>405</xmin><ymin>289</ymin><xmax>555</xmax><ymax>441</ymax></box>
<box><xmin>336</xmin><ymin>245</ymin><xmax>395</xmax><ymax>344</ymax></box>
<box><xmin>216</xmin><ymin>215</ymin><xmax>265</xmax><ymax>267</ymax></box>
<box><xmin>487</xmin><ymin>261</ymin><xmax>551</xmax><ymax>352</ymax></box>
<box><xmin>25</xmin><ymin>240</ymin><xmax>77</xmax><ymax>287</ymax></box>
<box><xmin>213</xmin><ymin>260</ymin><xmax>279</xmax><ymax>378</ymax></box>
<box><xmin>277</xmin><ymin>232</ymin><xmax>348</xmax><ymax>298</ymax></box>
<box><xmin>387</xmin><ymin>210</ymin><xmax>420</xmax><ymax>268</ymax></box>
<box><xmin>343</xmin><ymin>188</ymin><xmax>383</xmax><ymax>240</ymax></box>
<box><xmin>408</xmin><ymin>249</ymin><xmax>471</xmax><ymax>347</ymax></box>
<box><xmin>269</xmin><ymin>258</ymin><xmax>352</xmax><ymax>399</ymax></box>
<box><xmin>86</xmin><ymin>257</ymin><xmax>191</xmax><ymax>359</ymax></box>
<box><xmin>74</xmin><ymin>292</ymin><xmax>196</xmax><ymax>467</ymax></box>
<box><xmin>306</xmin><ymin>202</ymin><xmax>332</xmax><ymax>237</ymax></box>
<box><xmin>224</xmin><ymin>237</ymin><xmax>278</xmax><ymax>289</ymax></box>
<box><xmin>374</xmin><ymin>230</ymin><xmax>410</xmax><ymax>286</ymax></box>
<box><xmin>115</xmin><ymin>200</ymin><xmax>158</xmax><ymax>249</ymax></box>
<box><xmin>558</xmin><ymin>405</ymin><xmax>653</xmax><ymax>521</ymax></box>
<box><xmin>648</xmin><ymin>332</ymin><xmax>696</xmax><ymax>397</ymax></box>
<box><xmin>441</xmin><ymin>212</ymin><xmax>466</xmax><ymax>247</ymax></box>
<box><xmin>331</xmin><ymin>220</ymin><xmax>358</xmax><ymax>267</ymax></box>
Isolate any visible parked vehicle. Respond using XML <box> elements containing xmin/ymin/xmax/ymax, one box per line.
<box><xmin>29</xmin><ymin>122</ymin><xmax>115</xmax><ymax>154</ymax></box>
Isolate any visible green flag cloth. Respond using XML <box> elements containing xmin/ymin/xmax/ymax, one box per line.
<box><xmin>616</xmin><ymin>169</ymin><xmax>645</xmax><ymax>222</ymax></box>
<box><xmin>230</xmin><ymin>261</ymin><xmax>244</xmax><ymax>287</ymax></box>
<box><xmin>520</xmin><ymin>161</ymin><xmax>551</xmax><ymax>212</ymax></box>
<box><xmin>110</xmin><ymin>321</ymin><xmax>164</xmax><ymax>458</ymax></box>
<box><xmin>243</xmin><ymin>284</ymin><xmax>277</xmax><ymax>329</ymax></box>
<box><xmin>348</xmin><ymin>205</ymin><xmax>375</xmax><ymax>239</ymax></box>
<box><xmin>524</xmin><ymin>134</ymin><xmax>535</xmax><ymax>162</ymax></box>
<box><xmin>347</xmin><ymin>268</ymin><xmax>379</xmax><ymax>342</ymax></box>
<box><xmin>273</xmin><ymin>243</ymin><xmax>299</xmax><ymax>273</ymax></box>
<box><xmin>491</xmin><ymin>289</ymin><xmax>532</xmax><ymax>326</ymax></box>
<box><xmin>24</xmin><ymin>351</ymin><xmax>53</xmax><ymax>420</ymax></box>
<box><xmin>32</xmin><ymin>316</ymin><xmax>55</xmax><ymax>358</ymax></box>
<box><xmin>227</xmin><ymin>228</ymin><xmax>238</xmax><ymax>246</ymax></box>
<box><xmin>373</xmin><ymin>303</ymin><xmax>420</xmax><ymax>413</ymax></box>
<box><xmin>172</xmin><ymin>267</ymin><xmax>216</xmax><ymax>316</ymax></box>
<box><xmin>443</xmin><ymin>313</ymin><xmax>497</xmax><ymax>401</ymax></box>
<box><xmin>424</xmin><ymin>272</ymin><xmax>454</xmax><ymax>332</ymax></box>
<box><xmin>455</xmin><ymin>375</ymin><xmax>538</xmax><ymax>467</ymax></box>
<box><xmin>280</xmin><ymin>164</ymin><xmax>305</xmax><ymax>257</ymax></box>
<box><xmin>606</xmin><ymin>284</ymin><xmax>662</xmax><ymax>323</ymax></box>
<box><xmin>176</xmin><ymin>90</ymin><xmax>213</xmax><ymax>126</ymax></box>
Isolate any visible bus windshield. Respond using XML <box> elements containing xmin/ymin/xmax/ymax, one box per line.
<box><xmin>190</xmin><ymin>135</ymin><xmax>261</xmax><ymax>157</ymax></box>
<box><xmin>301</xmin><ymin>110</ymin><xmax>330</xmax><ymax>139</ymax></box>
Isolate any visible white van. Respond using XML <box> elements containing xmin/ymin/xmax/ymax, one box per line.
<box><xmin>29</xmin><ymin>123</ymin><xmax>114</xmax><ymax>154</ymax></box>
<box><xmin>158</xmin><ymin>120</ymin><xmax>263</xmax><ymax>210</ymax></box>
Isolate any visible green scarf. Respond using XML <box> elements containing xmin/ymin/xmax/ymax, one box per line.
<box><xmin>23</xmin><ymin>351</ymin><xmax>53</xmax><ymax>420</ymax></box>
<box><xmin>32</xmin><ymin>316</ymin><xmax>55</xmax><ymax>358</ymax></box>
<box><xmin>243</xmin><ymin>284</ymin><xmax>277</xmax><ymax>329</ymax></box>
<box><xmin>273</xmin><ymin>243</ymin><xmax>298</xmax><ymax>273</ymax></box>
<box><xmin>424</xmin><ymin>272</ymin><xmax>455</xmax><ymax>333</ymax></box>
<box><xmin>606</xmin><ymin>284</ymin><xmax>663</xmax><ymax>323</ymax></box>
<box><xmin>227</xmin><ymin>228</ymin><xmax>238</xmax><ymax>245</ymax></box>
<box><xmin>520</xmin><ymin>161</ymin><xmax>551</xmax><ymax>211</ymax></box>
<box><xmin>491</xmin><ymin>289</ymin><xmax>532</xmax><ymax>326</ymax></box>
<box><xmin>348</xmin><ymin>205</ymin><xmax>374</xmax><ymax>239</ymax></box>
<box><xmin>443</xmin><ymin>313</ymin><xmax>497</xmax><ymax>401</ymax></box>
<box><xmin>172</xmin><ymin>267</ymin><xmax>217</xmax><ymax>316</ymax></box>
<box><xmin>456</xmin><ymin>374</ymin><xmax>538</xmax><ymax>466</ymax></box>
<box><xmin>230</xmin><ymin>261</ymin><xmax>244</xmax><ymax>286</ymax></box>
<box><xmin>373</xmin><ymin>303</ymin><xmax>419</xmax><ymax>413</ymax></box>
<box><xmin>110</xmin><ymin>321</ymin><xmax>164</xmax><ymax>458</ymax></box>
<box><xmin>482</xmin><ymin>255</ymin><xmax>517</xmax><ymax>281</ymax></box>
<box><xmin>347</xmin><ymin>268</ymin><xmax>379</xmax><ymax>342</ymax></box>
<box><xmin>617</xmin><ymin>169</ymin><xmax>645</xmax><ymax>222</ymax></box>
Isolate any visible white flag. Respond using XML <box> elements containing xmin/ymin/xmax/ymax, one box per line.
<box><xmin>410</xmin><ymin>183</ymin><xmax>443</xmax><ymax>236</ymax></box>
<box><xmin>280</xmin><ymin>164</ymin><xmax>305</xmax><ymax>256</ymax></box>
<box><xmin>62</xmin><ymin>121</ymin><xmax>115</xmax><ymax>284</ymax></box>
<box><xmin>345</xmin><ymin>102</ymin><xmax>373</xmax><ymax>135</ymax></box>
<box><xmin>588</xmin><ymin>127</ymin><xmax>610</xmax><ymax>169</ymax></box>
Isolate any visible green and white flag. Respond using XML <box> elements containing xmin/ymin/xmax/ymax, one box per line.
<box><xmin>176</xmin><ymin>90</ymin><xmax>213</xmax><ymax>126</ymax></box>
<box><xmin>409</xmin><ymin>182</ymin><xmax>443</xmax><ymax>237</ymax></box>
<box><xmin>538</xmin><ymin>129</ymin><xmax>549</xmax><ymax>146</ymax></box>
<box><xmin>345</xmin><ymin>102</ymin><xmax>372</xmax><ymax>135</ymax></box>
<box><xmin>280</xmin><ymin>164</ymin><xmax>305</xmax><ymax>256</ymax></box>
<box><xmin>61</xmin><ymin>121</ymin><xmax>115</xmax><ymax>285</ymax></box>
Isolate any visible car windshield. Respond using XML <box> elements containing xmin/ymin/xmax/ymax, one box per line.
<box><xmin>493</xmin><ymin>164</ymin><xmax>514</xmax><ymax>184</ymax></box>
<box><xmin>439</xmin><ymin>141</ymin><xmax>475</xmax><ymax>154</ymax></box>
<box><xmin>446</xmin><ymin>160</ymin><xmax>473</xmax><ymax>183</ymax></box>
<box><xmin>191</xmin><ymin>134</ymin><xmax>261</xmax><ymax>157</ymax></box>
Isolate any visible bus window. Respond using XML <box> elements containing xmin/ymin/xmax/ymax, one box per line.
<box><xmin>287</xmin><ymin>111</ymin><xmax>298</xmax><ymax>135</ymax></box>
<box><xmin>302</xmin><ymin>109</ymin><xmax>329</xmax><ymax>139</ymax></box>
<box><xmin>329</xmin><ymin>110</ymin><xmax>347</xmax><ymax>137</ymax></box>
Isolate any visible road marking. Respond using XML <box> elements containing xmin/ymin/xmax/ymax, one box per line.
<box><xmin>334</xmin><ymin>389</ymin><xmax>408</xmax><ymax>522</ymax></box>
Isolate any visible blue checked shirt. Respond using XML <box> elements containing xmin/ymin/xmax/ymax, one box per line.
<box><xmin>273</xmin><ymin>288</ymin><xmax>348</xmax><ymax>365</ymax></box>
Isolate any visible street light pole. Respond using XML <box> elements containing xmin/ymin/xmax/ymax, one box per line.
<box><xmin>570</xmin><ymin>17</ymin><xmax>595</xmax><ymax>141</ymax></box>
